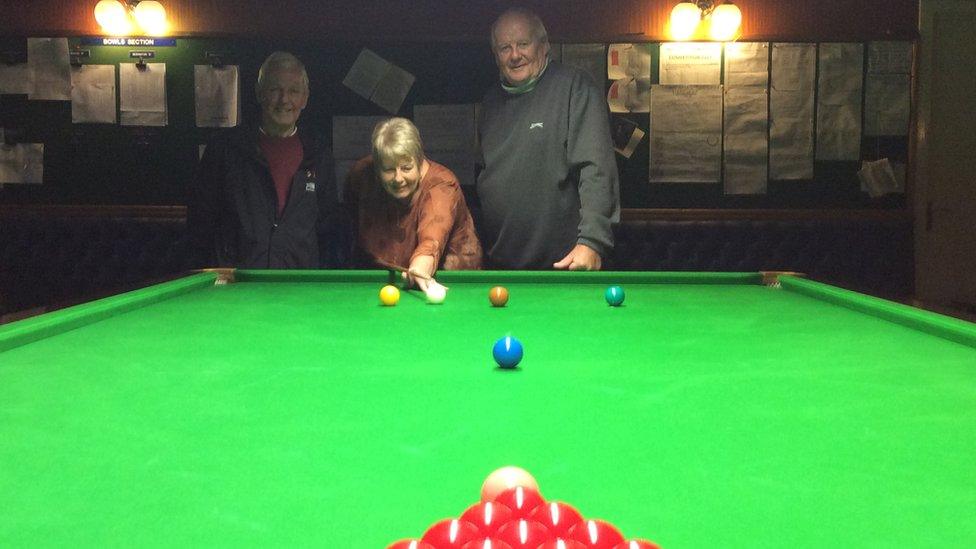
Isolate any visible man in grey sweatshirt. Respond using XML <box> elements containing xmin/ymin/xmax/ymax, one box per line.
<box><xmin>477</xmin><ymin>8</ymin><xmax>620</xmax><ymax>270</ymax></box>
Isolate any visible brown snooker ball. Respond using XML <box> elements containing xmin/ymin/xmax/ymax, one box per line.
<box><xmin>489</xmin><ymin>286</ymin><xmax>509</xmax><ymax>307</ymax></box>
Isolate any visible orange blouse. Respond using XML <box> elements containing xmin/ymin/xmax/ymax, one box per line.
<box><xmin>344</xmin><ymin>156</ymin><xmax>483</xmax><ymax>271</ymax></box>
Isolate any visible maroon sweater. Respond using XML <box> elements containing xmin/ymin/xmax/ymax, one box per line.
<box><xmin>258</xmin><ymin>132</ymin><xmax>303</xmax><ymax>217</ymax></box>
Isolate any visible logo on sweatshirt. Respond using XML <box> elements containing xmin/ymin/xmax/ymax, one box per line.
<box><xmin>304</xmin><ymin>170</ymin><xmax>316</xmax><ymax>192</ymax></box>
<box><xmin>529</xmin><ymin>122</ymin><xmax>544</xmax><ymax>130</ymax></box>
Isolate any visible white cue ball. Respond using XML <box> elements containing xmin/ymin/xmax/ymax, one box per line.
<box><xmin>425</xmin><ymin>284</ymin><xmax>447</xmax><ymax>304</ymax></box>
<box><xmin>481</xmin><ymin>466</ymin><xmax>539</xmax><ymax>502</ymax></box>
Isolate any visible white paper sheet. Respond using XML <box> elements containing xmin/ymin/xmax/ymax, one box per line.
<box><xmin>659</xmin><ymin>43</ymin><xmax>721</xmax><ymax>85</ymax></box>
<box><xmin>607</xmin><ymin>43</ymin><xmax>651</xmax><ymax>113</ymax></box>
<box><xmin>724</xmin><ymin>42</ymin><xmax>769</xmax><ymax>88</ymax></box>
<box><xmin>816</xmin><ymin>43</ymin><xmax>863</xmax><ymax>160</ymax></box>
<box><xmin>649</xmin><ymin>85</ymin><xmax>723</xmax><ymax>183</ymax></box>
<box><xmin>724</xmin><ymin>87</ymin><xmax>769</xmax><ymax>194</ymax></box>
<box><xmin>413</xmin><ymin>104</ymin><xmax>478</xmax><ymax>186</ymax></box>
<box><xmin>868</xmin><ymin>41</ymin><xmax>913</xmax><ymax>74</ymax></box>
<box><xmin>608</xmin><ymin>43</ymin><xmax>651</xmax><ymax>80</ymax></box>
<box><xmin>71</xmin><ymin>65</ymin><xmax>116</xmax><ymax>124</ymax></box>
<box><xmin>0</xmin><ymin>63</ymin><xmax>33</xmax><ymax>95</ymax></box>
<box><xmin>864</xmin><ymin>73</ymin><xmax>910</xmax><ymax>136</ymax></box>
<box><xmin>372</xmin><ymin>64</ymin><xmax>415</xmax><ymax>114</ymax></box>
<box><xmin>343</xmin><ymin>49</ymin><xmax>415</xmax><ymax>114</ymax></box>
<box><xmin>342</xmin><ymin>49</ymin><xmax>389</xmax><ymax>101</ymax></box>
<box><xmin>858</xmin><ymin>158</ymin><xmax>904</xmax><ymax>197</ymax></box>
<box><xmin>193</xmin><ymin>65</ymin><xmax>239</xmax><ymax>128</ymax></box>
<box><xmin>0</xmin><ymin>143</ymin><xmax>44</xmax><ymax>184</ymax></box>
<box><xmin>560</xmin><ymin>44</ymin><xmax>606</xmax><ymax>89</ymax></box>
<box><xmin>331</xmin><ymin>115</ymin><xmax>388</xmax><ymax>161</ymax></box>
<box><xmin>610</xmin><ymin>116</ymin><xmax>645</xmax><ymax>159</ymax></box>
<box><xmin>27</xmin><ymin>38</ymin><xmax>71</xmax><ymax>101</ymax></box>
<box><xmin>120</xmin><ymin>63</ymin><xmax>167</xmax><ymax>126</ymax></box>
<box><xmin>769</xmin><ymin>43</ymin><xmax>815</xmax><ymax>180</ymax></box>
<box><xmin>607</xmin><ymin>77</ymin><xmax>651</xmax><ymax>113</ymax></box>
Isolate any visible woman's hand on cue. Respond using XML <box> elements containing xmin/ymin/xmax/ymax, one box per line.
<box><xmin>408</xmin><ymin>255</ymin><xmax>436</xmax><ymax>292</ymax></box>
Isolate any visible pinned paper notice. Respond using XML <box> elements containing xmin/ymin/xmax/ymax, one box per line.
<box><xmin>0</xmin><ymin>142</ymin><xmax>44</xmax><ymax>184</ymax></box>
<box><xmin>343</xmin><ymin>49</ymin><xmax>415</xmax><ymax>114</ymax></box>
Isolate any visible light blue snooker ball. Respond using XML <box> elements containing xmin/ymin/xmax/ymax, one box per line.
<box><xmin>492</xmin><ymin>336</ymin><xmax>524</xmax><ymax>369</ymax></box>
<box><xmin>605</xmin><ymin>285</ymin><xmax>625</xmax><ymax>306</ymax></box>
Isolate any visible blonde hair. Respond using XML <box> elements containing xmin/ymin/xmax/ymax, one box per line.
<box><xmin>372</xmin><ymin>117</ymin><xmax>425</xmax><ymax>166</ymax></box>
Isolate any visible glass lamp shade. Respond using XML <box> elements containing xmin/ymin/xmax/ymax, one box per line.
<box><xmin>134</xmin><ymin>1</ymin><xmax>168</xmax><ymax>35</ymax></box>
<box><xmin>94</xmin><ymin>0</ymin><xmax>131</xmax><ymax>35</ymax></box>
<box><xmin>670</xmin><ymin>2</ymin><xmax>702</xmax><ymax>41</ymax></box>
<box><xmin>709</xmin><ymin>3</ymin><xmax>742</xmax><ymax>41</ymax></box>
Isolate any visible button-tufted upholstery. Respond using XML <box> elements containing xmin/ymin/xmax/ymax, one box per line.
<box><xmin>1</xmin><ymin>214</ymin><xmax>913</xmax><ymax>318</ymax></box>
<box><xmin>611</xmin><ymin>218</ymin><xmax>913</xmax><ymax>297</ymax></box>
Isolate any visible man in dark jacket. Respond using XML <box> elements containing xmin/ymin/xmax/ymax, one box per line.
<box><xmin>188</xmin><ymin>51</ymin><xmax>344</xmax><ymax>269</ymax></box>
<box><xmin>477</xmin><ymin>8</ymin><xmax>620</xmax><ymax>270</ymax></box>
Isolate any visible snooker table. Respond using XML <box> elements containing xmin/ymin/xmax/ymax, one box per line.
<box><xmin>1</xmin><ymin>270</ymin><xmax>975</xmax><ymax>547</ymax></box>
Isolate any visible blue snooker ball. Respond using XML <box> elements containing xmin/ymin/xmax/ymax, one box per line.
<box><xmin>605</xmin><ymin>285</ymin><xmax>625</xmax><ymax>307</ymax></box>
<box><xmin>492</xmin><ymin>336</ymin><xmax>523</xmax><ymax>369</ymax></box>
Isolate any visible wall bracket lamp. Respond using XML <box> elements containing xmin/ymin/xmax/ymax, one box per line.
<box><xmin>669</xmin><ymin>0</ymin><xmax>742</xmax><ymax>41</ymax></box>
<box><xmin>94</xmin><ymin>0</ymin><xmax>169</xmax><ymax>36</ymax></box>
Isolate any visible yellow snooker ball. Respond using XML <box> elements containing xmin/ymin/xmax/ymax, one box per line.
<box><xmin>379</xmin><ymin>285</ymin><xmax>400</xmax><ymax>306</ymax></box>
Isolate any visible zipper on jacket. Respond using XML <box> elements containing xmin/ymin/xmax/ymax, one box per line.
<box><xmin>266</xmin><ymin>222</ymin><xmax>278</xmax><ymax>268</ymax></box>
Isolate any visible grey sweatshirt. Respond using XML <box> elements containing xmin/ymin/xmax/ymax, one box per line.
<box><xmin>477</xmin><ymin>61</ymin><xmax>620</xmax><ymax>269</ymax></box>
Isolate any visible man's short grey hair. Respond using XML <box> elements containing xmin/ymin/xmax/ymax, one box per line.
<box><xmin>489</xmin><ymin>8</ymin><xmax>549</xmax><ymax>49</ymax></box>
<box><xmin>256</xmin><ymin>51</ymin><xmax>309</xmax><ymax>95</ymax></box>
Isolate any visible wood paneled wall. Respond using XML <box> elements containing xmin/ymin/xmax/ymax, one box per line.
<box><xmin>0</xmin><ymin>0</ymin><xmax>918</xmax><ymax>42</ymax></box>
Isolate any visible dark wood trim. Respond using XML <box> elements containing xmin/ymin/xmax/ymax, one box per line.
<box><xmin>621</xmin><ymin>208</ymin><xmax>914</xmax><ymax>222</ymax></box>
<box><xmin>0</xmin><ymin>205</ymin><xmax>187</xmax><ymax>219</ymax></box>
<box><xmin>0</xmin><ymin>1</ymin><xmax>920</xmax><ymax>43</ymax></box>
<box><xmin>1</xmin><ymin>205</ymin><xmax>912</xmax><ymax>223</ymax></box>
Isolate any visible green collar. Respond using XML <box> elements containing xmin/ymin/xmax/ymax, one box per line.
<box><xmin>501</xmin><ymin>58</ymin><xmax>550</xmax><ymax>95</ymax></box>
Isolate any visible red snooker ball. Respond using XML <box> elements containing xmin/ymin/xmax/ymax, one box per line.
<box><xmin>387</xmin><ymin>541</ymin><xmax>436</xmax><ymax>549</ymax></box>
<box><xmin>460</xmin><ymin>501</ymin><xmax>514</xmax><ymax>537</ymax></box>
<box><xmin>421</xmin><ymin>518</ymin><xmax>482</xmax><ymax>549</ymax></box>
<box><xmin>495</xmin><ymin>519</ymin><xmax>551</xmax><ymax>548</ymax></box>
<box><xmin>528</xmin><ymin>501</ymin><xmax>584</xmax><ymax>538</ymax></box>
<box><xmin>492</xmin><ymin>486</ymin><xmax>545</xmax><ymax>519</ymax></box>
<box><xmin>460</xmin><ymin>539</ymin><xmax>514</xmax><ymax>549</ymax></box>
<box><xmin>537</xmin><ymin>540</ymin><xmax>588</xmax><ymax>549</ymax></box>
<box><xmin>612</xmin><ymin>541</ymin><xmax>662</xmax><ymax>549</ymax></box>
<box><xmin>568</xmin><ymin>519</ymin><xmax>625</xmax><ymax>549</ymax></box>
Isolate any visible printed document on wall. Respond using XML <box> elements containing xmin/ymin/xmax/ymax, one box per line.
<box><xmin>343</xmin><ymin>49</ymin><xmax>415</xmax><ymax>114</ymax></box>
<box><xmin>607</xmin><ymin>44</ymin><xmax>651</xmax><ymax>112</ymax></box>
<box><xmin>71</xmin><ymin>65</ymin><xmax>116</xmax><ymax>124</ymax></box>
<box><xmin>865</xmin><ymin>74</ymin><xmax>910</xmax><ymax>136</ymax></box>
<box><xmin>120</xmin><ymin>63</ymin><xmax>168</xmax><ymax>126</ymax></box>
<box><xmin>27</xmin><ymin>38</ymin><xmax>70</xmax><ymax>101</ymax></box>
<box><xmin>659</xmin><ymin>43</ymin><xmax>721</xmax><ymax>85</ymax></box>
<box><xmin>724</xmin><ymin>87</ymin><xmax>768</xmax><ymax>194</ymax></box>
<box><xmin>769</xmin><ymin>43</ymin><xmax>815</xmax><ymax>180</ymax></box>
<box><xmin>724</xmin><ymin>42</ymin><xmax>768</xmax><ymax>88</ymax></box>
<box><xmin>868</xmin><ymin>41</ymin><xmax>913</xmax><ymax>75</ymax></box>
<box><xmin>816</xmin><ymin>43</ymin><xmax>863</xmax><ymax>160</ymax></box>
<box><xmin>649</xmin><ymin>85</ymin><xmax>722</xmax><ymax>183</ymax></box>
<box><xmin>0</xmin><ymin>143</ymin><xmax>44</xmax><ymax>184</ymax></box>
<box><xmin>194</xmin><ymin>65</ymin><xmax>239</xmax><ymax>128</ymax></box>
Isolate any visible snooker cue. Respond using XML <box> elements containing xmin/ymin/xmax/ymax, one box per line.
<box><xmin>374</xmin><ymin>258</ymin><xmax>449</xmax><ymax>290</ymax></box>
